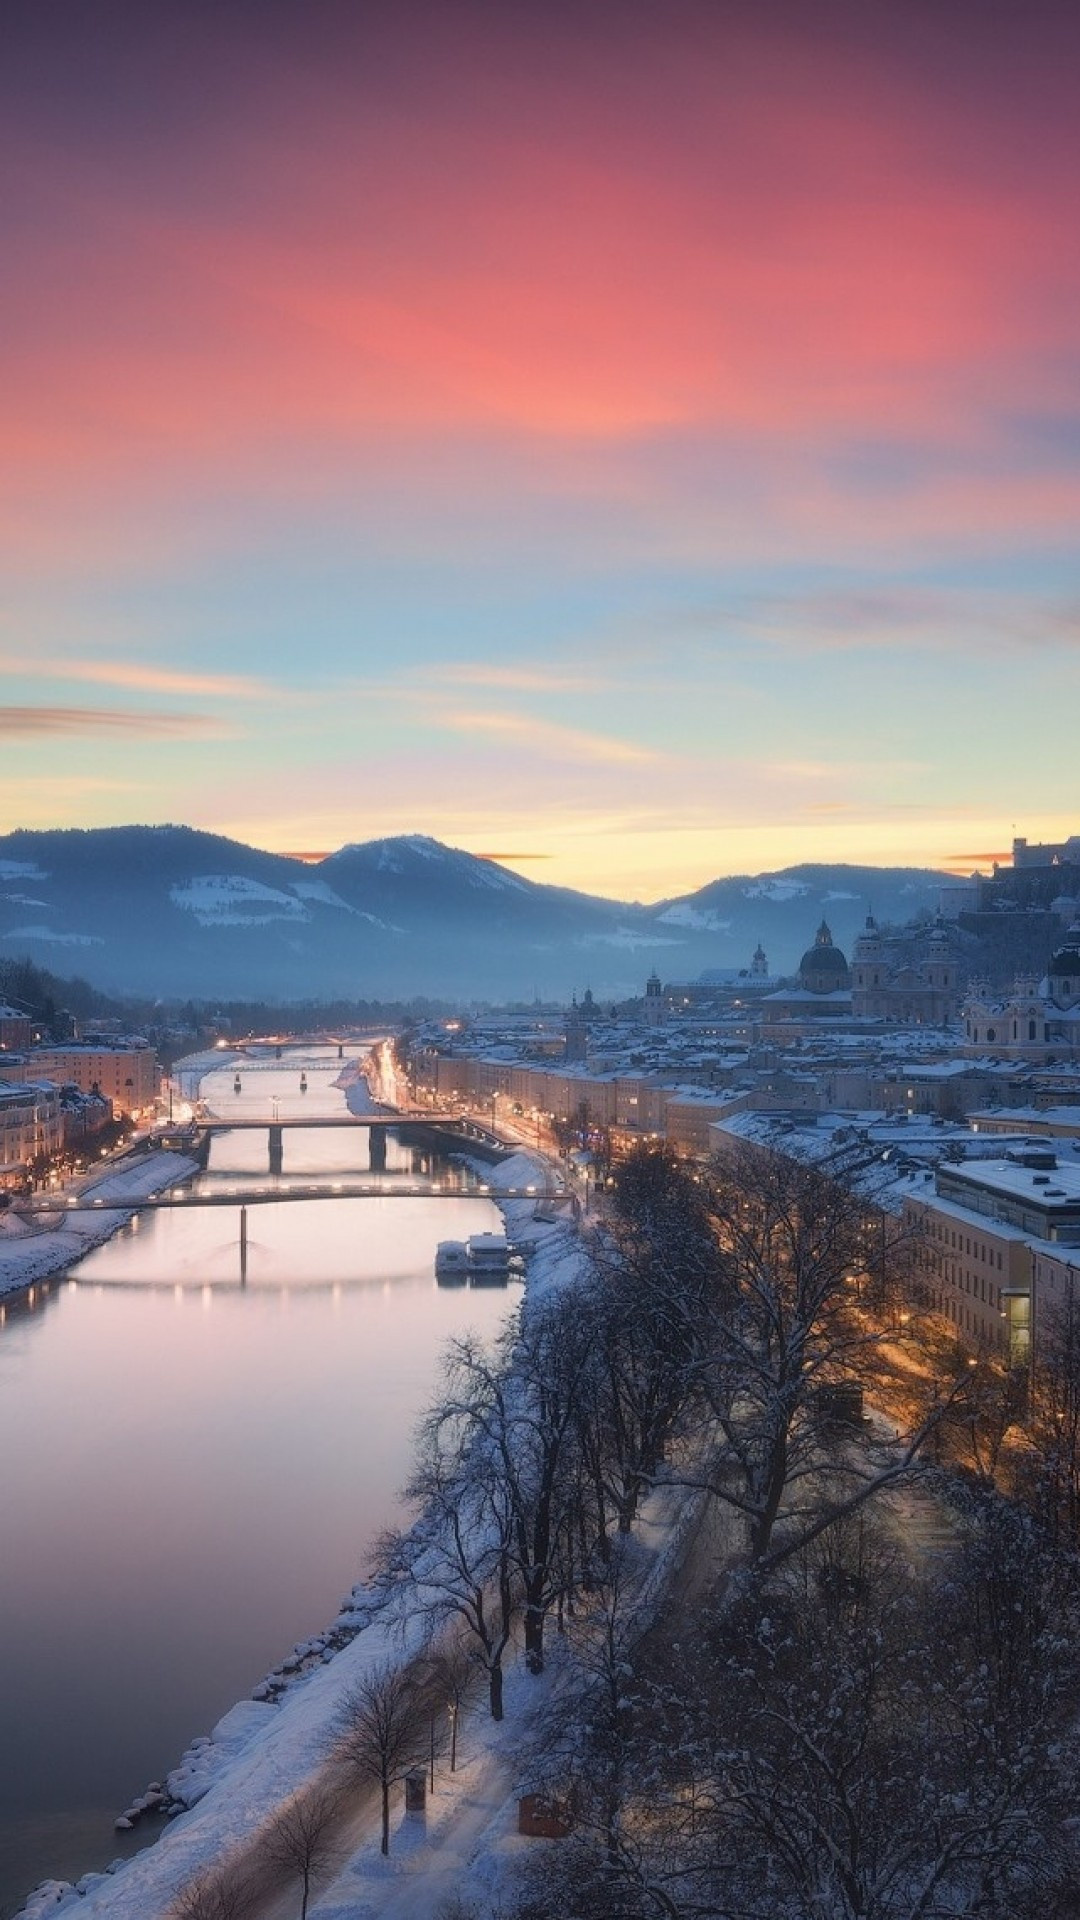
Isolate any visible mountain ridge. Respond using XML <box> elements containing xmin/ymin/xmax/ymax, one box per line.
<box><xmin>0</xmin><ymin>826</ymin><xmax>953</xmax><ymax>1001</ymax></box>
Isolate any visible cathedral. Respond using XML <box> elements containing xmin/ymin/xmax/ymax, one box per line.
<box><xmin>850</xmin><ymin>914</ymin><xmax>959</xmax><ymax>1023</ymax></box>
<box><xmin>759</xmin><ymin>919</ymin><xmax>853</xmax><ymax>1021</ymax></box>
<box><xmin>962</xmin><ymin>926</ymin><xmax>1080</xmax><ymax>1061</ymax></box>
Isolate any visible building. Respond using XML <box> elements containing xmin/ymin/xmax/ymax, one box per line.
<box><xmin>59</xmin><ymin>1083</ymin><xmax>113</xmax><ymax>1148</ymax></box>
<box><xmin>643</xmin><ymin>971</ymin><xmax>664</xmax><ymax>1027</ymax></box>
<box><xmin>0</xmin><ymin>1079</ymin><xmax>64</xmax><ymax>1188</ymax></box>
<box><xmin>563</xmin><ymin>998</ymin><xmax>589</xmax><ymax>1064</ymax></box>
<box><xmin>980</xmin><ymin>833</ymin><xmax>1080</xmax><ymax>913</ymax></box>
<box><xmin>28</xmin><ymin>1044</ymin><xmax>158</xmax><ymax>1118</ymax></box>
<box><xmin>0</xmin><ymin>1005</ymin><xmax>33</xmax><ymax>1053</ymax></box>
<box><xmin>1032</xmin><ymin>1242</ymin><xmax>1080</xmax><ymax>1326</ymax></box>
<box><xmin>850</xmin><ymin>915</ymin><xmax>960</xmax><ymax>1023</ymax></box>
<box><xmin>759</xmin><ymin>920</ymin><xmax>853</xmax><ymax>1024</ymax></box>
<box><xmin>934</xmin><ymin>1150</ymin><xmax>1080</xmax><ymax>1245</ymax></box>
<box><xmin>961</xmin><ymin>926</ymin><xmax>1080</xmax><ymax>1062</ymax></box>
<box><xmin>904</xmin><ymin>1177</ymin><xmax>1034</xmax><ymax>1361</ymax></box>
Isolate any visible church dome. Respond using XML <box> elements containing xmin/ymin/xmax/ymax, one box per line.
<box><xmin>1050</xmin><ymin>926</ymin><xmax>1080</xmax><ymax>969</ymax></box>
<box><xmin>798</xmin><ymin>918</ymin><xmax>851</xmax><ymax>992</ymax></box>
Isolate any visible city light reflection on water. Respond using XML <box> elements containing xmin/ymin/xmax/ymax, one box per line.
<box><xmin>0</xmin><ymin>1062</ymin><xmax>518</xmax><ymax>1912</ymax></box>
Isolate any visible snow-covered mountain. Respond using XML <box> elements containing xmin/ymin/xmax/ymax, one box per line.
<box><xmin>0</xmin><ymin>827</ymin><xmax>948</xmax><ymax>1001</ymax></box>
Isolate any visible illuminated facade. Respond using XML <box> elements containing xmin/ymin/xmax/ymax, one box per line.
<box><xmin>29</xmin><ymin>1045</ymin><xmax>158</xmax><ymax>1117</ymax></box>
<box><xmin>0</xmin><ymin>1080</ymin><xmax>64</xmax><ymax>1188</ymax></box>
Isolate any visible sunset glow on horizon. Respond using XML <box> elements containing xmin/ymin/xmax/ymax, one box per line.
<box><xmin>3</xmin><ymin>0</ymin><xmax>1079</xmax><ymax>898</ymax></box>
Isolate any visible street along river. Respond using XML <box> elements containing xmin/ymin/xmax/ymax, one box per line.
<box><xmin>0</xmin><ymin>1051</ymin><xmax>519</xmax><ymax>1915</ymax></box>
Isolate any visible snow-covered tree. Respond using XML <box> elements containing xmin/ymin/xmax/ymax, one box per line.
<box><xmin>510</xmin><ymin>1502</ymin><xmax>1080</xmax><ymax>1920</ymax></box>
<box><xmin>434</xmin><ymin>1309</ymin><xmax>596</xmax><ymax>1676</ymax></box>
<box><xmin>688</xmin><ymin>1144</ymin><xmax>945</xmax><ymax>1565</ymax></box>
<box><xmin>575</xmin><ymin>1156</ymin><xmax>724</xmax><ymax>1538</ymax></box>
<box><xmin>373</xmin><ymin>1390</ymin><xmax>520</xmax><ymax>1720</ymax></box>
<box><xmin>331</xmin><ymin>1664</ymin><xmax>427</xmax><ymax>1856</ymax></box>
<box><xmin>169</xmin><ymin>1866</ymin><xmax>253</xmax><ymax>1920</ymax></box>
<box><xmin>1028</xmin><ymin>1294</ymin><xmax>1080</xmax><ymax>1541</ymax></box>
<box><xmin>259</xmin><ymin>1785</ymin><xmax>343</xmax><ymax>1920</ymax></box>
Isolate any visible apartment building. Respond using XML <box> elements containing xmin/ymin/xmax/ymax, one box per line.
<box><xmin>29</xmin><ymin>1044</ymin><xmax>158</xmax><ymax>1118</ymax></box>
<box><xmin>0</xmin><ymin>1080</ymin><xmax>64</xmax><ymax>1188</ymax></box>
<box><xmin>0</xmin><ymin>1005</ymin><xmax>33</xmax><ymax>1053</ymax></box>
<box><xmin>903</xmin><ymin>1179</ymin><xmax>1033</xmax><ymax>1360</ymax></box>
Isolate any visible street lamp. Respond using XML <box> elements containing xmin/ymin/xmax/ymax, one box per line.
<box><xmin>447</xmin><ymin>1699</ymin><xmax>458</xmax><ymax>1773</ymax></box>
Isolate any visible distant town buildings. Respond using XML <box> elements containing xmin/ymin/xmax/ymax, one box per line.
<box><xmin>962</xmin><ymin>925</ymin><xmax>1080</xmax><ymax>1063</ymax></box>
<box><xmin>406</xmin><ymin>844</ymin><xmax>1080</xmax><ymax>1367</ymax></box>
<box><xmin>26</xmin><ymin>1043</ymin><xmax>157</xmax><ymax>1118</ymax></box>
<box><xmin>0</xmin><ymin>1004</ymin><xmax>33</xmax><ymax>1053</ymax></box>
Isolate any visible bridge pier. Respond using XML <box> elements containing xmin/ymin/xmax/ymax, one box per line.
<box><xmin>268</xmin><ymin>1125</ymin><xmax>284</xmax><ymax>1174</ymax></box>
<box><xmin>239</xmin><ymin>1205</ymin><xmax>248</xmax><ymax>1284</ymax></box>
<box><xmin>369</xmin><ymin>1128</ymin><xmax>387</xmax><ymax>1173</ymax></box>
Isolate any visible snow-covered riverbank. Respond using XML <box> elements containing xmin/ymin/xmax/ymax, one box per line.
<box><xmin>14</xmin><ymin>1157</ymin><xmax>585</xmax><ymax>1920</ymax></box>
<box><xmin>0</xmin><ymin>1151</ymin><xmax>201</xmax><ymax>1303</ymax></box>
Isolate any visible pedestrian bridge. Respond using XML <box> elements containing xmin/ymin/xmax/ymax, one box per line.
<box><xmin>194</xmin><ymin>1111</ymin><xmax>463</xmax><ymax>1129</ymax></box>
<box><xmin>38</xmin><ymin>1178</ymin><xmax>564</xmax><ymax>1212</ymax></box>
<box><xmin>183</xmin><ymin>1110</ymin><xmax>502</xmax><ymax>1173</ymax></box>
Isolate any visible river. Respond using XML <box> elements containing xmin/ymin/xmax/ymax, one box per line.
<box><xmin>0</xmin><ymin>1051</ymin><xmax>519</xmax><ymax>1916</ymax></box>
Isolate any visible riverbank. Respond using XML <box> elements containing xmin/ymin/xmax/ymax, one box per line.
<box><xmin>0</xmin><ymin>1149</ymin><xmax>201</xmax><ymax>1304</ymax></box>
<box><xmin>13</xmin><ymin>1162</ymin><xmax>584</xmax><ymax>1920</ymax></box>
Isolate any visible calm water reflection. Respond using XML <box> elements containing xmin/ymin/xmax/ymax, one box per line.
<box><xmin>0</xmin><ymin>1059</ymin><xmax>517</xmax><ymax>1913</ymax></box>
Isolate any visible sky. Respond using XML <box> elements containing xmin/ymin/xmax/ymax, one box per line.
<box><xmin>2</xmin><ymin>0</ymin><xmax>1079</xmax><ymax>902</ymax></box>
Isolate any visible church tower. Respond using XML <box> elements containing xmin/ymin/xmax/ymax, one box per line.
<box><xmin>644</xmin><ymin>970</ymin><xmax>664</xmax><ymax>1026</ymax></box>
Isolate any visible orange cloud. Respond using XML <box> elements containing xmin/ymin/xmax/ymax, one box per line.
<box><xmin>431</xmin><ymin>707</ymin><xmax>660</xmax><ymax>766</ymax></box>
<box><xmin>0</xmin><ymin>657</ymin><xmax>269</xmax><ymax>699</ymax></box>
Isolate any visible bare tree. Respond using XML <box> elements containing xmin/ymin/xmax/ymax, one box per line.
<box><xmin>374</xmin><ymin>1376</ymin><xmax>520</xmax><ymax>1720</ymax></box>
<box><xmin>523</xmin><ymin>1500</ymin><xmax>1080</xmax><ymax>1920</ymax></box>
<box><xmin>434</xmin><ymin>1308</ymin><xmax>595</xmax><ymax>1676</ymax></box>
<box><xmin>169</xmin><ymin>1866</ymin><xmax>253</xmax><ymax>1920</ymax></box>
<box><xmin>260</xmin><ymin>1785</ymin><xmax>344</xmax><ymax>1919</ymax></box>
<box><xmin>332</xmin><ymin>1664</ymin><xmax>427</xmax><ymax>1856</ymax></box>
<box><xmin>1028</xmin><ymin>1294</ymin><xmax>1080</xmax><ymax>1541</ymax></box>
<box><xmin>424</xmin><ymin>1636</ymin><xmax>482</xmax><ymax>1771</ymax></box>
<box><xmin>564</xmin><ymin>1149</ymin><xmax>728</xmax><ymax>1547</ymax></box>
<box><xmin>574</xmin><ymin>1238</ymin><xmax>714</xmax><ymax>1541</ymax></box>
<box><xmin>944</xmin><ymin>1353</ymin><xmax>1028</xmax><ymax>1485</ymax></box>
<box><xmin>664</xmin><ymin>1143</ymin><xmax>953</xmax><ymax>1568</ymax></box>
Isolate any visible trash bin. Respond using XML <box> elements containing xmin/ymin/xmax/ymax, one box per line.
<box><xmin>405</xmin><ymin>1767</ymin><xmax>427</xmax><ymax>1816</ymax></box>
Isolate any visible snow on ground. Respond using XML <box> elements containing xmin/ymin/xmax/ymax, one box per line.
<box><xmin>742</xmin><ymin>878</ymin><xmax>809</xmax><ymax>902</ymax></box>
<box><xmin>0</xmin><ymin>1151</ymin><xmax>200</xmax><ymax>1301</ymax></box>
<box><xmin>656</xmin><ymin>904</ymin><xmax>733</xmax><ymax>933</ymax></box>
<box><xmin>13</xmin><ymin>1120</ymin><xmax>683</xmax><ymax>1920</ymax></box>
<box><xmin>576</xmin><ymin>927</ymin><xmax>682</xmax><ymax>950</ymax></box>
<box><xmin>170</xmin><ymin>875</ymin><xmax>311</xmax><ymax>927</ymax></box>
<box><xmin>1</xmin><ymin>926</ymin><xmax>103</xmax><ymax>946</ymax></box>
<box><xmin>306</xmin><ymin>1662</ymin><xmax>543</xmax><ymax>1920</ymax></box>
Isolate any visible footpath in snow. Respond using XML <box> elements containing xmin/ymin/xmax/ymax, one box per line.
<box><xmin>14</xmin><ymin>1115</ymin><xmax>702</xmax><ymax>1920</ymax></box>
<box><xmin>15</xmin><ymin>1188</ymin><xmax>587</xmax><ymax>1920</ymax></box>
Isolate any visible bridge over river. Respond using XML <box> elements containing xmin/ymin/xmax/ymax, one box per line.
<box><xmin>174</xmin><ymin>1108</ymin><xmax>503</xmax><ymax>1173</ymax></box>
<box><xmin>16</xmin><ymin>1177</ymin><xmax>567</xmax><ymax>1215</ymax></box>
